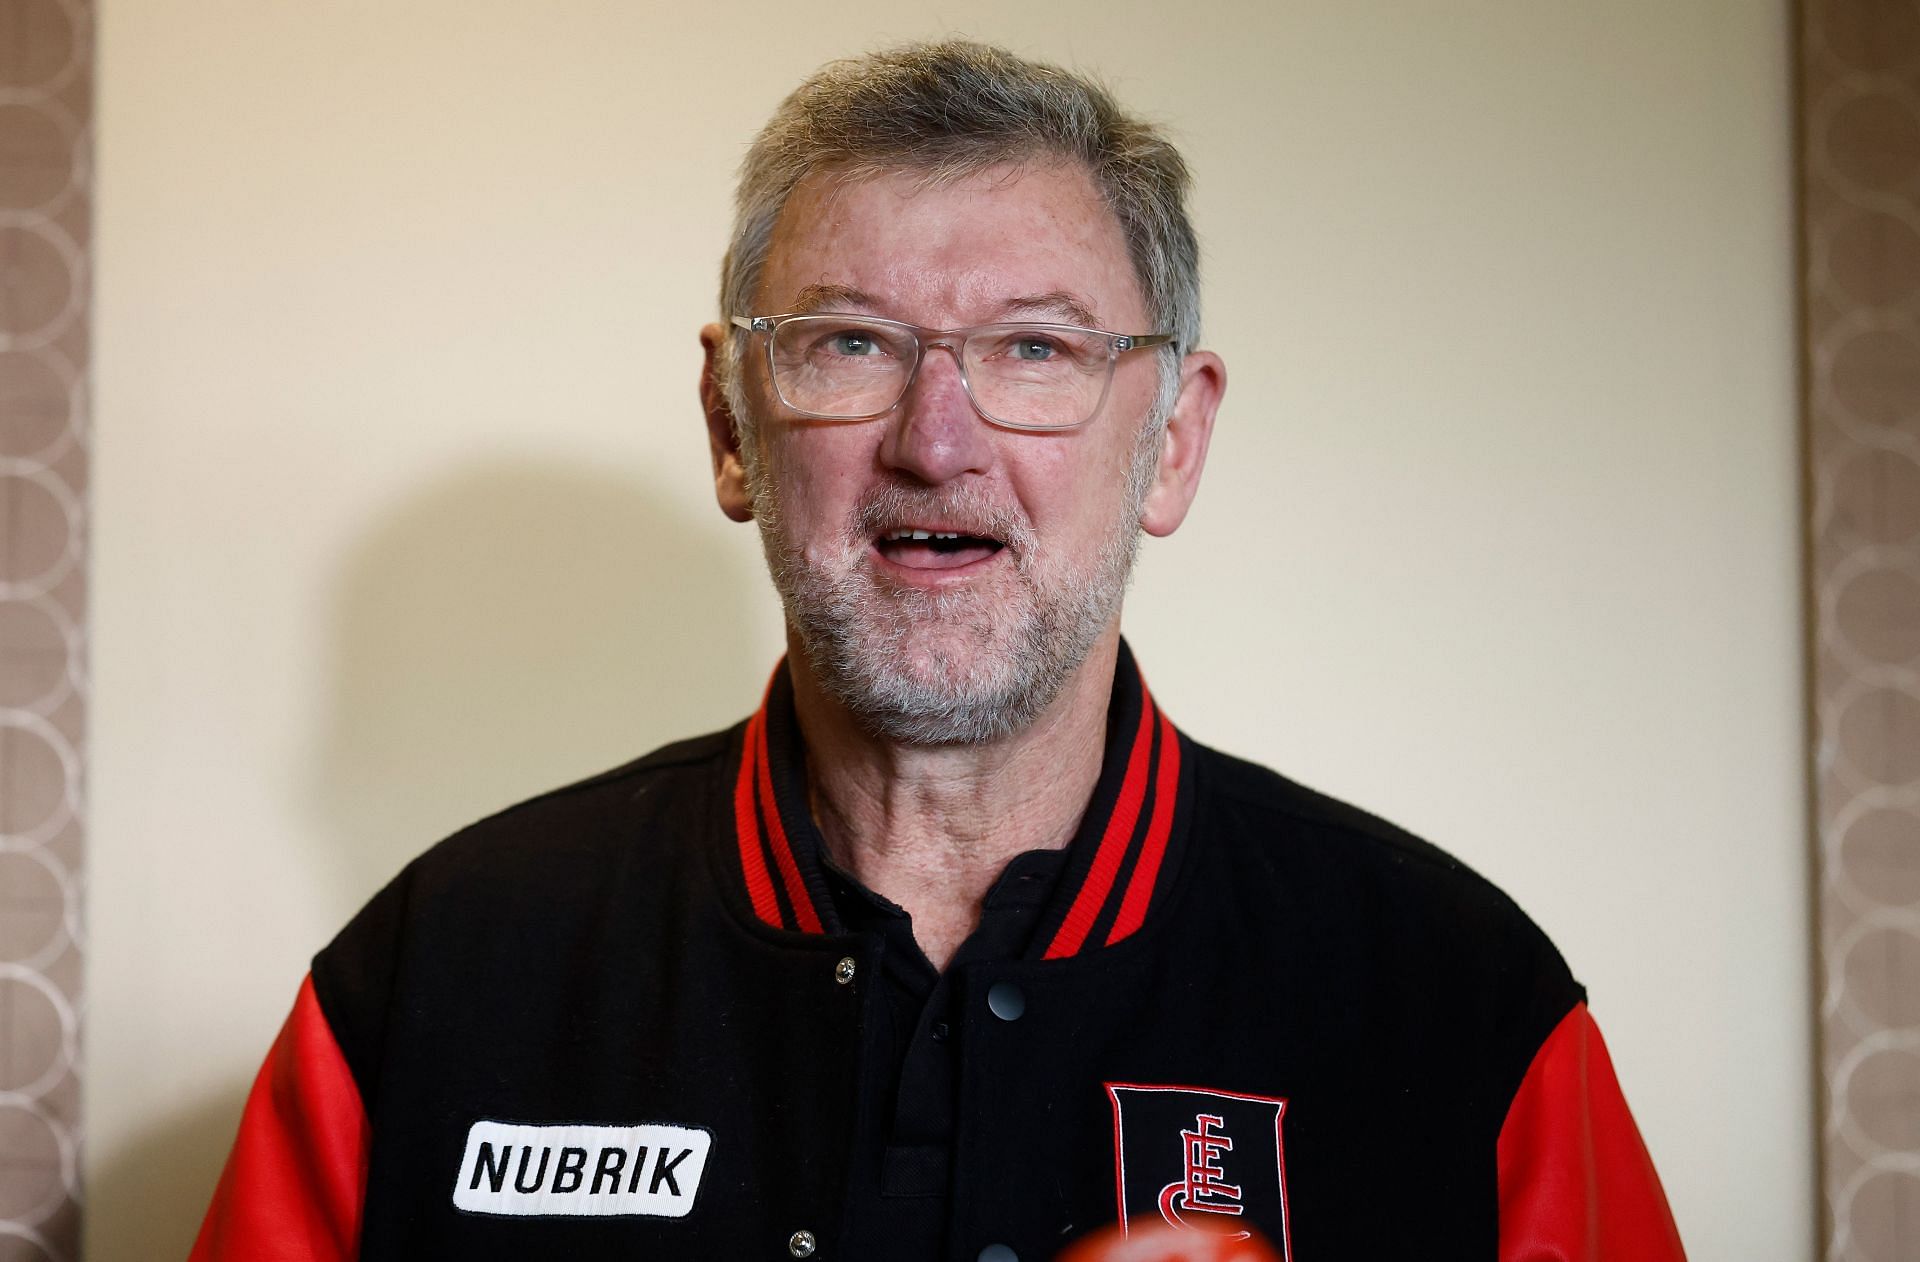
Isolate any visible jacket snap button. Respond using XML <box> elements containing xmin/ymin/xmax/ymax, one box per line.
<box><xmin>833</xmin><ymin>957</ymin><xmax>856</xmax><ymax>985</ymax></box>
<box><xmin>986</xmin><ymin>981</ymin><xmax>1025</xmax><ymax>1021</ymax></box>
<box><xmin>979</xmin><ymin>1246</ymin><xmax>1018</xmax><ymax>1262</ymax></box>
<box><xmin>788</xmin><ymin>1228</ymin><xmax>817</xmax><ymax>1257</ymax></box>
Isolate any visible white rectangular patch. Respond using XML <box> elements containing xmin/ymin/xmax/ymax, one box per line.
<box><xmin>452</xmin><ymin>1120</ymin><xmax>713</xmax><ymax>1218</ymax></box>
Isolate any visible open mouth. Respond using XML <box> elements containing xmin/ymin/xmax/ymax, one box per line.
<box><xmin>872</xmin><ymin>527</ymin><xmax>1006</xmax><ymax>571</ymax></box>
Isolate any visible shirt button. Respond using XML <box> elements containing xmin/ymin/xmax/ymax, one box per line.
<box><xmin>788</xmin><ymin>1228</ymin><xmax>817</xmax><ymax>1257</ymax></box>
<box><xmin>979</xmin><ymin>1245</ymin><xmax>1018</xmax><ymax>1262</ymax></box>
<box><xmin>833</xmin><ymin>957</ymin><xmax>856</xmax><ymax>985</ymax></box>
<box><xmin>986</xmin><ymin>981</ymin><xmax>1026</xmax><ymax>1021</ymax></box>
<box><xmin>931</xmin><ymin>1021</ymin><xmax>950</xmax><ymax>1042</ymax></box>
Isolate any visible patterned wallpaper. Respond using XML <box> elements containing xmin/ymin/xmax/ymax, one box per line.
<box><xmin>0</xmin><ymin>0</ymin><xmax>90</xmax><ymax>1258</ymax></box>
<box><xmin>1802</xmin><ymin>1</ymin><xmax>1920</xmax><ymax>1259</ymax></box>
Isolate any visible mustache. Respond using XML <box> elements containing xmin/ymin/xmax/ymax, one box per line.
<box><xmin>851</xmin><ymin>482</ymin><xmax>1036</xmax><ymax>553</ymax></box>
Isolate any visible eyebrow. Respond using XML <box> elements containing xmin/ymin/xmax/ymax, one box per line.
<box><xmin>781</xmin><ymin>285</ymin><xmax>1106</xmax><ymax>329</ymax></box>
<box><xmin>789</xmin><ymin>283</ymin><xmax>879</xmax><ymax>315</ymax></box>
<box><xmin>1001</xmin><ymin>291</ymin><xmax>1103</xmax><ymax>328</ymax></box>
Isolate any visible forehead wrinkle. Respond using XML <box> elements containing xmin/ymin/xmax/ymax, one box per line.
<box><xmin>763</xmin><ymin>164</ymin><xmax>1144</xmax><ymax>331</ymax></box>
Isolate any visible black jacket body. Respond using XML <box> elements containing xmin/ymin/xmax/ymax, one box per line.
<box><xmin>308</xmin><ymin>653</ymin><xmax>1582</xmax><ymax>1260</ymax></box>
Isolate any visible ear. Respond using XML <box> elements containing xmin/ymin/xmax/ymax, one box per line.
<box><xmin>1138</xmin><ymin>349</ymin><xmax>1226</xmax><ymax>537</ymax></box>
<box><xmin>700</xmin><ymin>322</ymin><xmax>755</xmax><ymax>523</ymax></box>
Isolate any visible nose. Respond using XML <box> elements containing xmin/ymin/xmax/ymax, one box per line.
<box><xmin>877</xmin><ymin>342</ymin><xmax>994</xmax><ymax>485</ymax></box>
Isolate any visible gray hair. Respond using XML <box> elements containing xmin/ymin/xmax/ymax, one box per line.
<box><xmin>716</xmin><ymin>40</ymin><xmax>1200</xmax><ymax>439</ymax></box>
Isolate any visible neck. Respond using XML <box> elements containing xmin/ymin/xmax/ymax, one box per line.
<box><xmin>787</xmin><ymin>633</ymin><xmax>1120</xmax><ymax>971</ymax></box>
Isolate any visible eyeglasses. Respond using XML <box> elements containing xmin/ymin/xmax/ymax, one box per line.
<box><xmin>731</xmin><ymin>313</ymin><xmax>1177</xmax><ymax>432</ymax></box>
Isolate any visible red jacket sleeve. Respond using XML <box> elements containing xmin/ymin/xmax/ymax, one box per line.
<box><xmin>190</xmin><ymin>975</ymin><xmax>370</xmax><ymax>1262</ymax></box>
<box><xmin>1497</xmin><ymin>1002</ymin><xmax>1686</xmax><ymax>1261</ymax></box>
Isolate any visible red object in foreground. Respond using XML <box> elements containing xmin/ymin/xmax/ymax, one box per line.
<box><xmin>1059</xmin><ymin>1224</ymin><xmax>1281</xmax><ymax>1262</ymax></box>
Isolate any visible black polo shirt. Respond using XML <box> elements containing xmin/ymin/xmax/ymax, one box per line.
<box><xmin>820</xmin><ymin>846</ymin><xmax>1071</xmax><ymax>1258</ymax></box>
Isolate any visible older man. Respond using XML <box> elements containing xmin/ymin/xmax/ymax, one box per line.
<box><xmin>193</xmin><ymin>42</ymin><xmax>1684</xmax><ymax>1262</ymax></box>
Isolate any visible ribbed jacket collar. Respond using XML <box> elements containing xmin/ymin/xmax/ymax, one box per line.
<box><xmin>727</xmin><ymin>639</ymin><xmax>1192</xmax><ymax>958</ymax></box>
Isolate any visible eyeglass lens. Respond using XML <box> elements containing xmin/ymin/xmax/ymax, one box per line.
<box><xmin>768</xmin><ymin>316</ymin><xmax>1115</xmax><ymax>428</ymax></box>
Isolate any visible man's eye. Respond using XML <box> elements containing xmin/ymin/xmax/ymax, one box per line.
<box><xmin>825</xmin><ymin>331</ymin><xmax>881</xmax><ymax>356</ymax></box>
<box><xmin>1011</xmin><ymin>337</ymin><xmax>1058</xmax><ymax>361</ymax></box>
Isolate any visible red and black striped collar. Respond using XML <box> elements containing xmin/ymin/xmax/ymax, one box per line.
<box><xmin>728</xmin><ymin>640</ymin><xmax>1192</xmax><ymax>959</ymax></box>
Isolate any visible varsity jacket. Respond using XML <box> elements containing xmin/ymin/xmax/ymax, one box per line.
<box><xmin>191</xmin><ymin>649</ymin><xmax>1685</xmax><ymax>1260</ymax></box>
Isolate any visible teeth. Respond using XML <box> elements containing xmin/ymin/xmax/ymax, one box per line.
<box><xmin>886</xmin><ymin>529</ymin><xmax>964</xmax><ymax>541</ymax></box>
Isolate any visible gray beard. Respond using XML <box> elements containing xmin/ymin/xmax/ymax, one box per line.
<box><xmin>746</xmin><ymin>462</ymin><xmax>1145</xmax><ymax>747</ymax></box>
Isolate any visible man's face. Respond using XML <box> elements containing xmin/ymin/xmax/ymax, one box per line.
<box><xmin>726</xmin><ymin>162</ymin><xmax>1175</xmax><ymax>744</ymax></box>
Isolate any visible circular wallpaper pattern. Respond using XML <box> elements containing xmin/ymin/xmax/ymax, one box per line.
<box><xmin>1806</xmin><ymin>3</ymin><xmax>1920</xmax><ymax>1257</ymax></box>
<box><xmin>0</xmin><ymin>2</ymin><xmax>88</xmax><ymax>1259</ymax></box>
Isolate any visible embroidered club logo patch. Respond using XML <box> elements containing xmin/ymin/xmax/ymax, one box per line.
<box><xmin>452</xmin><ymin>1120</ymin><xmax>713</xmax><ymax>1218</ymax></box>
<box><xmin>1106</xmin><ymin>1083</ymin><xmax>1292</xmax><ymax>1255</ymax></box>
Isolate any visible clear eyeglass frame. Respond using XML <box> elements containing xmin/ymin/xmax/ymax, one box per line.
<box><xmin>730</xmin><ymin>312</ymin><xmax>1178</xmax><ymax>433</ymax></box>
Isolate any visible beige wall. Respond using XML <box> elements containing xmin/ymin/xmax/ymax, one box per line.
<box><xmin>89</xmin><ymin>3</ymin><xmax>1805</xmax><ymax>1258</ymax></box>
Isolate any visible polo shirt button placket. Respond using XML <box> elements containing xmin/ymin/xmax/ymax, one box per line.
<box><xmin>977</xmin><ymin>984</ymin><xmax>1024</xmax><ymax>1262</ymax></box>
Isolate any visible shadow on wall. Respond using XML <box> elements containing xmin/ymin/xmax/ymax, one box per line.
<box><xmin>89</xmin><ymin>1081</ymin><xmax>252</xmax><ymax>1261</ymax></box>
<box><xmin>306</xmin><ymin>456</ymin><xmax>767</xmax><ymax>914</ymax></box>
<box><xmin>89</xmin><ymin>457</ymin><xmax>766</xmax><ymax>1262</ymax></box>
